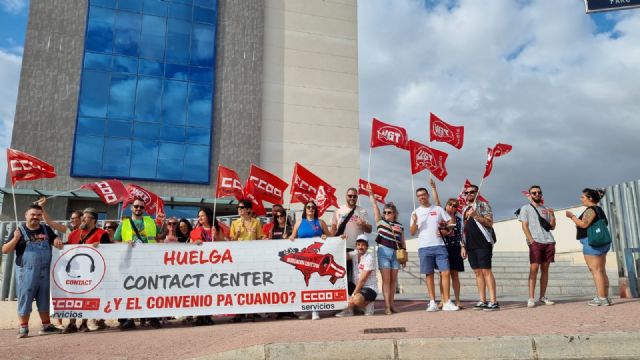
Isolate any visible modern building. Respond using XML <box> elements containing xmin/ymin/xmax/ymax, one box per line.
<box><xmin>1</xmin><ymin>0</ymin><xmax>359</xmax><ymax>220</ymax></box>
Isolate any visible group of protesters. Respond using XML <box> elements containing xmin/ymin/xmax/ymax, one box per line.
<box><xmin>2</xmin><ymin>179</ymin><xmax>612</xmax><ymax>338</ymax></box>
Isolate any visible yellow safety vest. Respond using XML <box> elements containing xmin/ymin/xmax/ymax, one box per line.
<box><xmin>121</xmin><ymin>216</ymin><xmax>157</xmax><ymax>243</ymax></box>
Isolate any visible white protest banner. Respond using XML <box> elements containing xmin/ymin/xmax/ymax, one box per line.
<box><xmin>50</xmin><ymin>238</ymin><xmax>347</xmax><ymax>319</ymax></box>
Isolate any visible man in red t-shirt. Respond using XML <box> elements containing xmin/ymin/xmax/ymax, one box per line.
<box><xmin>62</xmin><ymin>209</ymin><xmax>110</xmax><ymax>333</ymax></box>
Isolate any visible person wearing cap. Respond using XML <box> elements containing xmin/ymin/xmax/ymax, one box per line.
<box><xmin>63</xmin><ymin>208</ymin><xmax>111</xmax><ymax>333</ymax></box>
<box><xmin>336</xmin><ymin>234</ymin><xmax>378</xmax><ymax>317</ymax></box>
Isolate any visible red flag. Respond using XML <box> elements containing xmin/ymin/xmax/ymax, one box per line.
<box><xmin>358</xmin><ymin>179</ymin><xmax>388</xmax><ymax>204</ymax></box>
<box><xmin>6</xmin><ymin>148</ymin><xmax>56</xmax><ymax>185</ymax></box>
<box><xmin>483</xmin><ymin>143</ymin><xmax>513</xmax><ymax>178</ymax></box>
<box><xmin>123</xmin><ymin>184</ymin><xmax>164</xmax><ymax>216</ymax></box>
<box><xmin>429</xmin><ymin>113</ymin><xmax>464</xmax><ymax>149</ymax></box>
<box><xmin>244</xmin><ymin>164</ymin><xmax>288</xmax><ymax>204</ymax></box>
<box><xmin>290</xmin><ymin>163</ymin><xmax>338</xmax><ymax>217</ymax></box>
<box><xmin>370</xmin><ymin>118</ymin><xmax>409</xmax><ymax>150</ymax></box>
<box><xmin>81</xmin><ymin>180</ymin><xmax>129</xmax><ymax>205</ymax></box>
<box><xmin>218</xmin><ymin>221</ymin><xmax>230</xmax><ymax>239</ymax></box>
<box><xmin>408</xmin><ymin>140</ymin><xmax>449</xmax><ymax>181</ymax></box>
<box><xmin>243</xmin><ymin>191</ymin><xmax>267</xmax><ymax>216</ymax></box>
<box><xmin>215</xmin><ymin>165</ymin><xmax>244</xmax><ymax>200</ymax></box>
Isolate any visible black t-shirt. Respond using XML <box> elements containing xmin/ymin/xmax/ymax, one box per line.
<box><xmin>577</xmin><ymin>206</ymin><xmax>606</xmax><ymax>239</ymax></box>
<box><xmin>4</xmin><ymin>224</ymin><xmax>58</xmax><ymax>266</ymax></box>
<box><xmin>463</xmin><ymin>217</ymin><xmax>492</xmax><ymax>250</ymax></box>
<box><xmin>271</xmin><ymin>225</ymin><xmax>286</xmax><ymax>240</ymax></box>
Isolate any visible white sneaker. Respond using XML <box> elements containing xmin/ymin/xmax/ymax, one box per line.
<box><xmin>538</xmin><ymin>296</ymin><xmax>555</xmax><ymax>305</ymax></box>
<box><xmin>335</xmin><ymin>308</ymin><xmax>353</xmax><ymax>318</ymax></box>
<box><xmin>426</xmin><ymin>300</ymin><xmax>438</xmax><ymax>312</ymax></box>
<box><xmin>527</xmin><ymin>298</ymin><xmax>536</xmax><ymax>308</ymax></box>
<box><xmin>442</xmin><ymin>300</ymin><xmax>459</xmax><ymax>311</ymax></box>
<box><xmin>364</xmin><ymin>302</ymin><xmax>375</xmax><ymax>316</ymax></box>
<box><xmin>311</xmin><ymin>311</ymin><xmax>320</xmax><ymax>320</ymax></box>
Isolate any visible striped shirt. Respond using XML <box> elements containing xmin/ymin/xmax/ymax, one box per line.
<box><xmin>375</xmin><ymin>220</ymin><xmax>404</xmax><ymax>249</ymax></box>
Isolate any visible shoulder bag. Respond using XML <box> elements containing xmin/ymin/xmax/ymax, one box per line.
<box><xmin>587</xmin><ymin>206</ymin><xmax>611</xmax><ymax>247</ymax></box>
<box><xmin>529</xmin><ymin>204</ymin><xmax>553</xmax><ymax>232</ymax></box>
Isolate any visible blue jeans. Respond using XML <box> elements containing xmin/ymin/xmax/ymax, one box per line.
<box><xmin>16</xmin><ymin>240</ymin><xmax>52</xmax><ymax>316</ymax></box>
<box><xmin>377</xmin><ymin>245</ymin><xmax>400</xmax><ymax>270</ymax></box>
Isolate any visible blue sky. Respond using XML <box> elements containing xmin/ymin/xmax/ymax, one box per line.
<box><xmin>1</xmin><ymin>1</ymin><xmax>639</xmax><ymax>220</ymax></box>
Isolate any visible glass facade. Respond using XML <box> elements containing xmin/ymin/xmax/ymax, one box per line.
<box><xmin>72</xmin><ymin>0</ymin><xmax>217</xmax><ymax>184</ymax></box>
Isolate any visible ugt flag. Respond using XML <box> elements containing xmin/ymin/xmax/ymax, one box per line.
<box><xmin>358</xmin><ymin>179</ymin><xmax>388</xmax><ymax>204</ymax></box>
<box><xmin>429</xmin><ymin>113</ymin><xmax>464</xmax><ymax>149</ymax></box>
<box><xmin>409</xmin><ymin>140</ymin><xmax>449</xmax><ymax>181</ymax></box>
<box><xmin>370</xmin><ymin>118</ymin><xmax>409</xmax><ymax>150</ymax></box>
<box><xmin>123</xmin><ymin>184</ymin><xmax>164</xmax><ymax>216</ymax></box>
<box><xmin>7</xmin><ymin>148</ymin><xmax>56</xmax><ymax>185</ymax></box>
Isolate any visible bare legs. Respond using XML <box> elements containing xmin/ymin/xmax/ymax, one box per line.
<box><xmin>438</xmin><ymin>271</ymin><xmax>461</xmax><ymax>306</ymax></box>
<box><xmin>474</xmin><ymin>269</ymin><xmax>496</xmax><ymax>303</ymax></box>
<box><xmin>584</xmin><ymin>254</ymin><xmax>609</xmax><ymax>298</ymax></box>
<box><xmin>528</xmin><ymin>262</ymin><xmax>551</xmax><ymax>299</ymax></box>
<box><xmin>381</xmin><ymin>268</ymin><xmax>399</xmax><ymax>313</ymax></box>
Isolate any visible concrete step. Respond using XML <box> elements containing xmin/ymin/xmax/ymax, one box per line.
<box><xmin>399</xmin><ymin>285</ymin><xmax>620</xmax><ymax>297</ymax></box>
<box><xmin>398</xmin><ymin>271</ymin><xmax>619</xmax><ymax>280</ymax></box>
<box><xmin>400</xmin><ymin>265</ymin><xmax>597</xmax><ymax>274</ymax></box>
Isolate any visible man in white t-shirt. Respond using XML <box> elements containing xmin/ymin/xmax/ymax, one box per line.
<box><xmin>331</xmin><ymin>188</ymin><xmax>372</xmax><ymax>290</ymax></box>
<box><xmin>335</xmin><ymin>234</ymin><xmax>378</xmax><ymax>317</ymax></box>
<box><xmin>410</xmin><ymin>187</ymin><xmax>459</xmax><ymax>312</ymax></box>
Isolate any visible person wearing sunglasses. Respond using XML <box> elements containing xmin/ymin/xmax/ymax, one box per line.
<box><xmin>289</xmin><ymin>200</ymin><xmax>330</xmax><ymax>320</ymax></box>
<box><xmin>429</xmin><ymin>179</ymin><xmax>466</xmax><ymax>310</ymax></box>
<box><xmin>461</xmin><ymin>184</ymin><xmax>499</xmax><ymax>311</ymax></box>
<box><xmin>330</xmin><ymin>188</ymin><xmax>372</xmax><ymax>293</ymax></box>
<box><xmin>103</xmin><ymin>221</ymin><xmax>119</xmax><ymax>243</ymax></box>
<box><xmin>518</xmin><ymin>185</ymin><xmax>557</xmax><ymax>308</ymax></box>
<box><xmin>176</xmin><ymin>218</ymin><xmax>193</xmax><ymax>243</ymax></box>
<box><xmin>265</xmin><ymin>209</ymin><xmax>292</xmax><ymax>240</ymax></box>
<box><xmin>230</xmin><ymin>200</ymin><xmax>263</xmax><ymax>241</ymax></box>
<box><xmin>164</xmin><ymin>217</ymin><xmax>179</xmax><ymax>243</ymax></box>
<box><xmin>363</xmin><ymin>183</ymin><xmax>405</xmax><ymax>315</ymax></box>
<box><xmin>262</xmin><ymin>204</ymin><xmax>285</xmax><ymax>239</ymax></box>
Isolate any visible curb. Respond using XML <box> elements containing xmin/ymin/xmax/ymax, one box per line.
<box><xmin>192</xmin><ymin>332</ymin><xmax>640</xmax><ymax>360</ymax></box>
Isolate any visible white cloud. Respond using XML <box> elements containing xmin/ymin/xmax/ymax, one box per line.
<box><xmin>358</xmin><ymin>0</ymin><xmax>640</xmax><ymax>220</ymax></box>
<box><xmin>0</xmin><ymin>48</ymin><xmax>22</xmax><ymax>186</ymax></box>
<box><xmin>0</xmin><ymin>0</ymin><xmax>26</xmax><ymax>14</ymax></box>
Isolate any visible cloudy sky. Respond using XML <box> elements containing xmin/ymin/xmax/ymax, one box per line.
<box><xmin>0</xmin><ymin>1</ymin><xmax>638</xmax><ymax>221</ymax></box>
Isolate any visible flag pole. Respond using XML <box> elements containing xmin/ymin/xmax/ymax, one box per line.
<box><xmin>44</xmin><ymin>187</ymin><xmax>84</xmax><ymax>201</ymax></box>
<box><xmin>410</xmin><ymin>174</ymin><xmax>416</xmax><ymax>210</ymax></box>
<box><xmin>473</xmin><ymin>177</ymin><xmax>486</xmax><ymax>209</ymax></box>
<box><xmin>116</xmin><ymin>202</ymin><xmax>123</xmax><ymax>220</ymax></box>
<box><xmin>11</xmin><ymin>182</ymin><xmax>19</xmax><ymax>228</ymax></box>
<box><xmin>367</xmin><ymin>147</ymin><xmax>372</xmax><ymax>183</ymax></box>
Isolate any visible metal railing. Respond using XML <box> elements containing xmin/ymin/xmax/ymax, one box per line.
<box><xmin>601</xmin><ymin>179</ymin><xmax>640</xmax><ymax>297</ymax></box>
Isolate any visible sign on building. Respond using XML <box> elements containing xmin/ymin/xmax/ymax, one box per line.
<box><xmin>584</xmin><ymin>0</ymin><xmax>640</xmax><ymax>13</ymax></box>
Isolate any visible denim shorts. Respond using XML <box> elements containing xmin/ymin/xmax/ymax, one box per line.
<box><xmin>419</xmin><ymin>246</ymin><xmax>450</xmax><ymax>274</ymax></box>
<box><xmin>377</xmin><ymin>245</ymin><xmax>400</xmax><ymax>270</ymax></box>
<box><xmin>16</xmin><ymin>241</ymin><xmax>52</xmax><ymax>316</ymax></box>
<box><xmin>580</xmin><ymin>237</ymin><xmax>611</xmax><ymax>256</ymax></box>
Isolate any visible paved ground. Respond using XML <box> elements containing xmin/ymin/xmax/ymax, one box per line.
<box><xmin>1</xmin><ymin>297</ymin><xmax>639</xmax><ymax>360</ymax></box>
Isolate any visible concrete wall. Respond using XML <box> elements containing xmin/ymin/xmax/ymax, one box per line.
<box><xmin>260</xmin><ymin>0</ymin><xmax>359</xmax><ymax>209</ymax></box>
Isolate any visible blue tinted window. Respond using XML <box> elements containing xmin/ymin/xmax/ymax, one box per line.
<box><xmin>91</xmin><ymin>0</ymin><xmax>116</xmax><ymax>8</ymax></box>
<box><xmin>138</xmin><ymin>59</ymin><xmax>163</xmax><ymax>76</ymax></box>
<box><xmin>112</xmin><ymin>55</ymin><xmax>138</xmax><ymax>73</ymax></box>
<box><xmin>165</xmin><ymin>64</ymin><xmax>189</xmax><ymax>80</ymax></box>
<box><xmin>193</xmin><ymin>6</ymin><xmax>216</xmax><ymax>24</ymax></box>
<box><xmin>160</xmin><ymin>126</ymin><xmax>186</xmax><ymax>142</ymax></box>
<box><xmin>135</xmin><ymin>77</ymin><xmax>162</xmax><ymax>122</ymax></box>
<box><xmin>106</xmin><ymin>120</ymin><xmax>132</xmax><ymax>137</ymax></box>
<box><xmin>133</xmin><ymin>121</ymin><xmax>160</xmax><ymax>139</ymax></box>
<box><xmin>84</xmin><ymin>52</ymin><xmax>112</xmax><ymax>71</ymax></box>
<box><xmin>130</xmin><ymin>139</ymin><xmax>159</xmax><ymax>178</ymax></box>
<box><xmin>162</xmin><ymin>80</ymin><xmax>188</xmax><ymax>125</ymax></box>
<box><xmin>113</xmin><ymin>12</ymin><xmax>141</xmax><ymax>56</ymax></box>
<box><xmin>108</xmin><ymin>74</ymin><xmax>137</xmax><ymax>118</ymax></box>
<box><xmin>73</xmin><ymin>136</ymin><xmax>104</xmax><ymax>175</ymax></box>
<box><xmin>74</xmin><ymin>2</ymin><xmax>217</xmax><ymax>183</ymax></box>
<box><xmin>143</xmin><ymin>0</ymin><xmax>167</xmax><ymax>17</ymax></box>
<box><xmin>118</xmin><ymin>0</ymin><xmax>143</xmax><ymax>13</ymax></box>
<box><xmin>169</xmin><ymin>3</ymin><xmax>192</xmax><ymax>20</ymax></box>
<box><xmin>79</xmin><ymin>70</ymin><xmax>110</xmax><ymax>117</ymax></box>
<box><xmin>188</xmin><ymin>83</ymin><xmax>212</xmax><ymax>128</ymax></box>
<box><xmin>77</xmin><ymin>117</ymin><xmax>106</xmax><ymax>136</ymax></box>
<box><xmin>102</xmin><ymin>138</ymin><xmax>132</xmax><ymax>176</ymax></box>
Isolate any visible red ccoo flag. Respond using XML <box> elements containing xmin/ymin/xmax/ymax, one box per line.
<box><xmin>215</xmin><ymin>165</ymin><xmax>244</xmax><ymax>200</ymax></box>
<box><xmin>370</xmin><ymin>118</ymin><xmax>409</xmax><ymax>150</ymax></box>
<box><xmin>123</xmin><ymin>184</ymin><xmax>164</xmax><ymax>216</ymax></box>
<box><xmin>358</xmin><ymin>179</ymin><xmax>388</xmax><ymax>204</ymax></box>
<box><xmin>7</xmin><ymin>148</ymin><xmax>56</xmax><ymax>185</ymax></box>
<box><xmin>483</xmin><ymin>143</ymin><xmax>513</xmax><ymax>178</ymax></box>
<box><xmin>290</xmin><ymin>163</ymin><xmax>338</xmax><ymax>217</ymax></box>
<box><xmin>81</xmin><ymin>180</ymin><xmax>129</xmax><ymax>205</ymax></box>
<box><xmin>429</xmin><ymin>113</ymin><xmax>464</xmax><ymax>149</ymax></box>
<box><xmin>408</xmin><ymin>140</ymin><xmax>449</xmax><ymax>181</ymax></box>
<box><xmin>244</xmin><ymin>164</ymin><xmax>288</xmax><ymax>204</ymax></box>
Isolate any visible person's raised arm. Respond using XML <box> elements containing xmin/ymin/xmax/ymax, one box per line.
<box><xmin>366</xmin><ymin>183</ymin><xmax>382</xmax><ymax>224</ymax></box>
<box><xmin>429</xmin><ymin>178</ymin><xmax>441</xmax><ymax>207</ymax></box>
<box><xmin>37</xmin><ymin>197</ymin><xmax>68</xmax><ymax>234</ymax></box>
